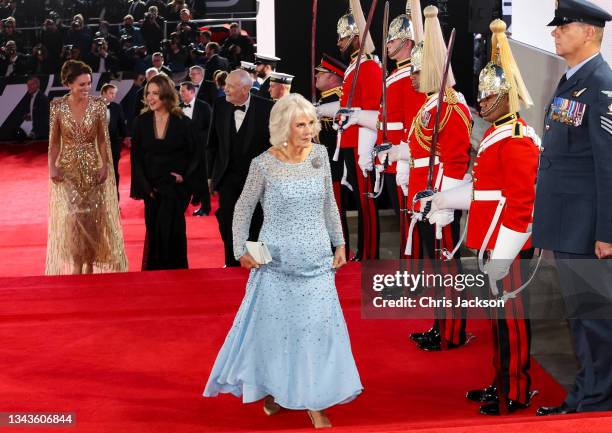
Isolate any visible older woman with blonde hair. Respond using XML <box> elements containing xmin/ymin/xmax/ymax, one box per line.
<box><xmin>130</xmin><ymin>73</ymin><xmax>206</xmax><ymax>270</ymax></box>
<box><xmin>204</xmin><ymin>93</ymin><xmax>362</xmax><ymax>428</ymax></box>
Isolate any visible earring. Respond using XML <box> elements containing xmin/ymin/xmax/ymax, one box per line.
<box><xmin>282</xmin><ymin>142</ymin><xmax>288</xmax><ymax>147</ymax></box>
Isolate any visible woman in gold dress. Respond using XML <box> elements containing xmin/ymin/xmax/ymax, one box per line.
<box><xmin>45</xmin><ymin>60</ymin><xmax>128</xmax><ymax>275</ymax></box>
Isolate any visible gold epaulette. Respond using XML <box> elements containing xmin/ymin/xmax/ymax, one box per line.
<box><xmin>321</xmin><ymin>86</ymin><xmax>342</xmax><ymax>99</ymax></box>
<box><xmin>444</xmin><ymin>87</ymin><xmax>459</xmax><ymax>105</ymax></box>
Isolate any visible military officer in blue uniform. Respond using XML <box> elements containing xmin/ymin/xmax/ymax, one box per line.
<box><xmin>532</xmin><ymin>0</ymin><xmax>612</xmax><ymax>416</ymax></box>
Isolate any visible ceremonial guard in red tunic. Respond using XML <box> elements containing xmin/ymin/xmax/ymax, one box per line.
<box><xmin>425</xmin><ymin>19</ymin><xmax>541</xmax><ymax>415</ymax></box>
<box><xmin>396</xmin><ymin>6</ymin><xmax>472</xmax><ymax>351</ymax></box>
<box><xmin>375</xmin><ymin>0</ymin><xmax>427</xmax><ymax>258</ymax></box>
<box><xmin>332</xmin><ymin>0</ymin><xmax>383</xmax><ymax>260</ymax></box>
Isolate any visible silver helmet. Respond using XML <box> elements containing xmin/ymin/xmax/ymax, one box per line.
<box><xmin>410</xmin><ymin>41</ymin><xmax>424</xmax><ymax>73</ymax></box>
<box><xmin>478</xmin><ymin>62</ymin><xmax>511</xmax><ymax>102</ymax></box>
<box><xmin>337</xmin><ymin>12</ymin><xmax>359</xmax><ymax>40</ymax></box>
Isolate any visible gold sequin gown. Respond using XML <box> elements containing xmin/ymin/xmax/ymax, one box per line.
<box><xmin>45</xmin><ymin>95</ymin><xmax>128</xmax><ymax>275</ymax></box>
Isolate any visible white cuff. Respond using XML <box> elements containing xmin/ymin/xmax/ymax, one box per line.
<box><xmin>316</xmin><ymin>101</ymin><xmax>340</xmax><ymax>118</ymax></box>
<box><xmin>357</xmin><ymin>110</ymin><xmax>380</xmax><ymax>130</ymax></box>
<box><xmin>440</xmin><ymin>175</ymin><xmax>465</xmax><ymax>191</ymax></box>
<box><xmin>396</xmin><ymin>160</ymin><xmax>410</xmax><ymax>174</ymax></box>
<box><xmin>490</xmin><ymin>225</ymin><xmax>530</xmax><ymax>260</ymax></box>
<box><xmin>358</xmin><ymin>127</ymin><xmax>377</xmax><ymax>155</ymax></box>
<box><xmin>434</xmin><ymin>180</ymin><xmax>473</xmax><ymax>210</ymax></box>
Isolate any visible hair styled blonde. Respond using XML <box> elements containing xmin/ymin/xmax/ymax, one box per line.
<box><xmin>269</xmin><ymin>93</ymin><xmax>321</xmax><ymax>148</ymax></box>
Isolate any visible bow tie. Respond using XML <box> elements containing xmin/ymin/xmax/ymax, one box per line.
<box><xmin>180</xmin><ymin>103</ymin><xmax>191</xmax><ymax>108</ymax></box>
<box><xmin>234</xmin><ymin>105</ymin><xmax>246</xmax><ymax>112</ymax></box>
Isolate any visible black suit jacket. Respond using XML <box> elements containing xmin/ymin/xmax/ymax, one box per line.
<box><xmin>107</xmin><ymin>102</ymin><xmax>127</xmax><ymax>149</ymax></box>
<box><xmin>204</xmin><ymin>54</ymin><xmax>231</xmax><ymax>81</ymax></box>
<box><xmin>256</xmin><ymin>77</ymin><xmax>272</xmax><ymax>100</ymax></box>
<box><xmin>188</xmin><ymin>98</ymin><xmax>212</xmax><ymax>145</ymax></box>
<box><xmin>206</xmin><ymin>94</ymin><xmax>273</xmax><ymax>190</ymax></box>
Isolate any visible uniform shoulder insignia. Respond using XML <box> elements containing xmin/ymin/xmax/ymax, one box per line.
<box><xmin>512</xmin><ymin>122</ymin><xmax>523</xmax><ymax>138</ymax></box>
<box><xmin>601</xmin><ymin>90</ymin><xmax>612</xmax><ymax>98</ymax></box>
<box><xmin>444</xmin><ymin>88</ymin><xmax>458</xmax><ymax>105</ymax></box>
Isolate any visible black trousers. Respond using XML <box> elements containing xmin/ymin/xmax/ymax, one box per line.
<box><xmin>217</xmin><ymin>178</ymin><xmax>263</xmax><ymax>267</ymax></box>
<box><xmin>110</xmin><ymin>139</ymin><xmax>121</xmax><ymax>199</ymax></box>
<box><xmin>554</xmin><ymin>251</ymin><xmax>612</xmax><ymax>412</ymax></box>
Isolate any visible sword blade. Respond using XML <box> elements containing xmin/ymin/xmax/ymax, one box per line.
<box><xmin>311</xmin><ymin>0</ymin><xmax>318</xmax><ymax>104</ymax></box>
<box><xmin>381</xmin><ymin>1</ymin><xmax>390</xmax><ymax>142</ymax></box>
<box><xmin>426</xmin><ymin>28</ymin><xmax>456</xmax><ymax>191</ymax></box>
<box><xmin>346</xmin><ymin>0</ymin><xmax>379</xmax><ymax>110</ymax></box>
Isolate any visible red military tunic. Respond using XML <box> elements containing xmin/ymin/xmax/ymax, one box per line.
<box><xmin>377</xmin><ymin>58</ymin><xmax>426</xmax><ymax>174</ymax></box>
<box><xmin>407</xmin><ymin>88</ymin><xmax>472</xmax><ymax>208</ymax></box>
<box><xmin>466</xmin><ymin>114</ymin><xmax>541</xmax><ymax>251</ymax></box>
<box><xmin>340</xmin><ymin>52</ymin><xmax>383</xmax><ymax>149</ymax></box>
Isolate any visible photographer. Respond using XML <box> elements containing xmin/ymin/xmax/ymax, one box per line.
<box><xmin>60</xmin><ymin>44</ymin><xmax>84</xmax><ymax>65</ymax></box>
<box><xmin>28</xmin><ymin>44</ymin><xmax>56</xmax><ymax>75</ymax></box>
<box><xmin>165</xmin><ymin>0</ymin><xmax>185</xmax><ymax>22</ymax></box>
<box><xmin>141</xmin><ymin>10</ymin><xmax>163</xmax><ymax>54</ymax></box>
<box><xmin>0</xmin><ymin>40</ymin><xmax>27</xmax><ymax>77</ymax></box>
<box><xmin>119</xmin><ymin>14</ymin><xmax>143</xmax><ymax>46</ymax></box>
<box><xmin>0</xmin><ymin>16</ymin><xmax>22</xmax><ymax>48</ymax></box>
<box><xmin>220</xmin><ymin>22</ymin><xmax>254</xmax><ymax>68</ymax></box>
<box><xmin>37</xmin><ymin>17</ymin><xmax>64</xmax><ymax>70</ymax></box>
<box><xmin>176</xmin><ymin>8</ymin><xmax>196</xmax><ymax>46</ymax></box>
<box><xmin>127</xmin><ymin>0</ymin><xmax>146</xmax><ymax>21</ymax></box>
<box><xmin>162</xmin><ymin>33</ymin><xmax>188</xmax><ymax>73</ymax></box>
<box><xmin>95</xmin><ymin>21</ymin><xmax>120</xmax><ymax>56</ymax></box>
<box><xmin>118</xmin><ymin>35</ymin><xmax>148</xmax><ymax>74</ymax></box>
<box><xmin>65</xmin><ymin>14</ymin><xmax>92</xmax><ymax>54</ymax></box>
<box><xmin>187</xmin><ymin>41</ymin><xmax>206</xmax><ymax>67</ymax></box>
<box><xmin>85</xmin><ymin>38</ymin><xmax>118</xmax><ymax>73</ymax></box>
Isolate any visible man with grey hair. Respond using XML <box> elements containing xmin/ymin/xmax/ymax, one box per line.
<box><xmin>206</xmin><ymin>69</ymin><xmax>274</xmax><ymax>266</ymax></box>
<box><xmin>534</xmin><ymin>0</ymin><xmax>612</xmax><ymax>417</ymax></box>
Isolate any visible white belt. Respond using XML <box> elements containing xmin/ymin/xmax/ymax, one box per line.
<box><xmin>411</xmin><ymin>156</ymin><xmax>439</xmax><ymax>168</ymax></box>
<box><xmin>333</xmin><ymin>107</ymin><xmax>362</xmax><ymax>161</ymax></box>
<box><xmin>377</xmin><ymin>121</ymin><xmax>404</xmax><ymax>131</ymax></box>
<box><xmin>472</xmin><ymin>190</ymin><xmax>503</xmax><ymax>201</ymax></box>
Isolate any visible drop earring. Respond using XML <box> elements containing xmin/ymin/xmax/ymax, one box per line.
<box><xmin>282</xmin><ymin>142</ymin><xmax>288</xmax><ymax>147</ymax></box>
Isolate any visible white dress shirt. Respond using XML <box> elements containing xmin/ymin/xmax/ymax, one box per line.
<box><xmin>181</xmin><ymin>98</ymin><xmax>195</xmax><ymax>119</ymax></box>
<box><xmin>234</xmin><ymin>94</ymin><xmax>251</xmax><ymax>131</ymax></box>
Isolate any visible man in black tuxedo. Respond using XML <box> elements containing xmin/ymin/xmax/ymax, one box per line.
<box><xmin>17</xmin><ymin>76</ymin><xmax>49</xmax><ymax>139</ymax></box>
<box><xmin>188</xmin><ymin>65</ymin><xmax>208</xmax><ymax>102</ymax></box>
<box><xmin>206</xmin><ymin>69</ymin><xmax>274</xmax><ymax>266</ymax></box>
<box><xmin>101</xmin><ymin>84</ymin><xmax>128</xmax><ymax>199</ymax></box>
<box><xmin>179</xmin><ymin>80</ymin><xmax>212</xmax><ymax>216</ymax></box>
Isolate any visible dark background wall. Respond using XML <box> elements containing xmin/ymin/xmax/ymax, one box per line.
<box><xmin>273</xmin><ymin>0</ymin><xmax>502</xmax><ymax>107</ymax></box>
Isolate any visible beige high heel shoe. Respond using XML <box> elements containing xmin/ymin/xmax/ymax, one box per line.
<box><xmin>263</xmin><ymin>395</ymin><xmax>281</xmax><ymax>416</ymax></box>
<box><xmin>307</xmin><ymin>410</ymin><xmax>332</xmax><ymax>429</ymax></box>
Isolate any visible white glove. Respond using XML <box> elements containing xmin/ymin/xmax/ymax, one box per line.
<box><xmin>427</xmin><ymin>209</ymin><xmax>454</xmax><ymax>228</ymax></box>
<box><xmin>377</xmin><ymin>141</ymin><xmax>410</xmax><ymax>165</ymax></box>
<box><xmin>358</xmin><ymin>127</ymin><xmax>377</xmax><ymax>175</ymax></box>
<box><xmin>316</xmin><ymin>101</ymin><xmax>340</xmax><ymax>118</ymax></box>
<box><xmin>484</xmin><ymin>225</ymin><xmax>531</xmax><ymax>281</ymax></box>
<box><xmin>334</xmin><ymin>108</ymin><xmax>379</xmax><ymax>131</ymax></box>
<box><xmin>421</xmin><ymin>176</ymin><xmax>473</xmax><ymax>217</ymax></box>
<box><xmin>396</xmin><ymin>160</ymin><xmax>410</xmax><ymax>196</ymax></box>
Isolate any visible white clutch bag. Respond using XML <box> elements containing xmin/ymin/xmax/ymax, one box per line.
<box><xmin>245</xmin><ymin>241</ymin><xmax>272</xmax><ymax>265</ymax></box>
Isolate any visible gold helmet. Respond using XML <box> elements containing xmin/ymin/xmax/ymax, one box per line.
<box><xmin>410</xmin><ymin>41</ymin><xmax>424</xmax><ymax>73</ymax></box>
<box><xmin>387</xmin><ymin>0</ymin><xmax>423</xmax><ymax>44</ymax></box>
<box><xmin>419</xmin><ymin>5</ymin><xmax>456</xmax><ymax>94</ymax></box>
<box><xmin>337</xmin><ymin>0</ymin><xmax>375</xmax><ymax>53</ymax></box>
<box><xmin>478</xmin><ymin>19</ymin><xmax>533</xmax><ymax>113</ymax></box>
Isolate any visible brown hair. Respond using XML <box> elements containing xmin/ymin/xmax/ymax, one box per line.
<box><xmin>61</xmin><ymin>60</ymin><xmax>92</xmax><ymax>86</ymax></box>
<box><xmin>141</xmin><ymin>73</ymin><xmax>183</xmax><ymax>116</ymax></box>
<box><xmin>214</xmin><ymin>70</ymin><xmax>228</xmax><ymax>88</ymax></box>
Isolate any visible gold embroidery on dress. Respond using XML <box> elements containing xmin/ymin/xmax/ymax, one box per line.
<box><xmin>45</xmin><ymin>95</ymin><xmax>128</xmax><ymax>275</ymax></box>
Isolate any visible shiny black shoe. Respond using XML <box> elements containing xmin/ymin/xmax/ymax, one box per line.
<box><xmin>466</xmin><ymin>386</ymin><xmax>498</xmax><ymax>403</ymax></box>
<box><xmin>409</xmin><ymin>328</ymin><xmax>439</xmax><ymax>344</ymax></box>
<box><xmin>193</xmin><ymin>207</ymin><xmax>208</xmax><ymax>216</ymax></box>
<box><xmin>417</xmin><ymin>339</ymin><xmax>464</xmax><ymax>351</ymax></box>
<box><xmin>536</xmin><ymin>404</ymin><xmax>576</xmax><ymax>416</ymax></box>
<box><xmin>479</xmin><ymin>400</ymin><xmax>529</xmax><ymax>415</ymax></box>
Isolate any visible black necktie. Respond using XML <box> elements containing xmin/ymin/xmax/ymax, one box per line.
<box><xmin>558</xmin><ymin>74</ymin><xmax>567</xmax><ymax>88</ymax></box>
<box><xmin>180</xmin><ymin>103</ymin><xmax>191</xmax><ymax>108</ymax></box>
<box><xmin>234</xmin><ymin>105</ymin><xmax>246</xmax><ymax>112</ymax></box>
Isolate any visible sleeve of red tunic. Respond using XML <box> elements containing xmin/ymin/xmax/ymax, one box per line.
<box><xmin>439</xmin><ymin>102</ymin><xmax>471</xmax><ymax>180</ymax></box>
<box><xmin>499</xmin><ymin>136</ymin><xmax>540</xmax><ymax>233</ymax></box>
<box><xmin>356</xmin><ymin>60</ymin><xmax>382</xmax><ymax>110</ymax></box>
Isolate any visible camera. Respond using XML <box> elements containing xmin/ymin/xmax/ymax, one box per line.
<box><xmin>189</xmin><ymin>43</ymin><xmax>205</xmax><ymax>56</ymax></box>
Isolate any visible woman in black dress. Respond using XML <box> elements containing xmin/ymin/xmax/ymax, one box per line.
<box><xmin>130</xmin><ymin>73</ymin><xmax>206</xmax><ymax>270</ymax></box>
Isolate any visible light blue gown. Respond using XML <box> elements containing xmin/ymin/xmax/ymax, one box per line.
<box><xmin>203</xmin><ymin>144</ymin><xmax>363</xmax><ymax>411</ymax></box>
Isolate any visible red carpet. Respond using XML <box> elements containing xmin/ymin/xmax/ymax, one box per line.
<box><xmin>2</xmin><ymin>266</ymin><xmax>612</xmax><ymax>433</ymax></box>
<box><xmin>0</xmin><ymin>142</ymin><xmax>224</xmax><ymax>277</ymax></box>
<box><xmin>1</xmin><ymin>143</ymin><xmax>611</xmax><ymax>432</ymax></box>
